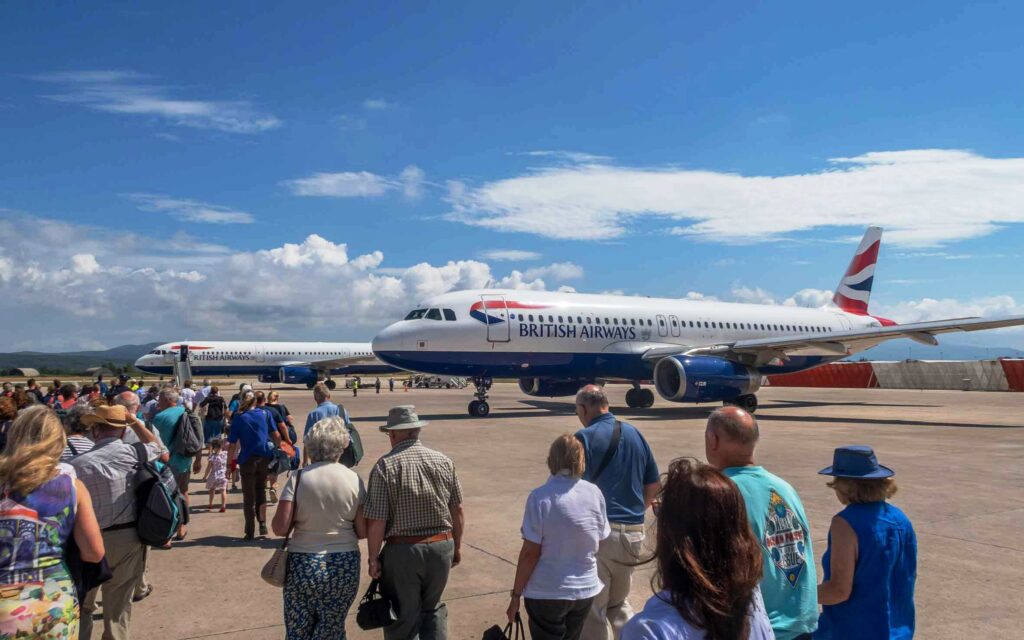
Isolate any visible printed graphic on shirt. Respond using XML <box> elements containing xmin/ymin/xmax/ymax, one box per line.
<box><xmin>764</xmin><ymin>489</ymin><xmax>807</xmax><ymax>587</ymax></box>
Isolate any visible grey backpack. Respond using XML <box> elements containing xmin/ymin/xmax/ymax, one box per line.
<box><xmin>171</xmin><ymin>410</ymin><xmax>204</xmax><ymax>457</ymax></box>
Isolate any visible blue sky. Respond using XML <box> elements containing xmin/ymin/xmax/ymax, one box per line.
<box><xmin>2</xmin><ymin>2</ymin><xmax>1023</xmax><ymax>351</ymax></box>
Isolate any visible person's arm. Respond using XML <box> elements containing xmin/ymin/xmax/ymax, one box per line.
<box><xmin>129</xmin><ymin>414</ymin><xmax>168</xmax><ymax>462</ymax></box>
<box><xmin>818</xmin><ymin>515</ymin><xmax>859</xmax><ymax>605</ymax></box>
<box><xmin>72</xmin><ymin>480</ymin><xmax>106</xmax><ymax>563</ymax></box>
<box><xmin>354</xmin><ymin>505</ymin><xmax>368</xmax><ymax>540</ymax></box>
<box><xmin>450</xmin><ymin>503</ymin><xmax>465</xmax><ymax>568</ymax></box>
<box><xmin>507</xmin><ymin>540</ymin><xmax>542</xmax><ymax>622</ymax></box>
<box><xmin>643</xmin><ymin>481</ymin><xmax>661</xmax><ymax>511</ymax></box>
<box><xmin>367</xmin><ymin>519</ymin><xmax>386</xmax><ymax>579</ymax></box>
<box><xmin>271</xmin><ymin>500</ymin><xmax>294</xmax><ymax>537</ymax></box>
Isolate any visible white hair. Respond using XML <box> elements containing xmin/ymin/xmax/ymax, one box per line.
<box><xmin>306</xmin><ymin>417</ymin><xmax>351</xmax><ymax>463</ymax></box>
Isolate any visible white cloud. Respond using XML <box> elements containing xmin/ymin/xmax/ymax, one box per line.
<box><xmin>523</xmin><ymin>262</ymin><xmax>585</xmax><ymax>282</ymax></box>
<box><xmin>334</xmin><ymin>114</ymin><xmax>367</xmax><ymax>131</ymax></box>
<box><xmin>362</xmin><ymin>98</ymin><xmax>396</xmax><ymax>110</ymax></box>
<box><xmin>783</xmin><ymin>288</ymin><xmax>834</xmax><ymax>308</ymax></box>
<box><xmin>284</xmin><ymin>165</ymin><xmax>426</xmax><ymax>199</ymax></box>
<box><xmin>34</xmin><ymin>70</ymin><xmax>280</xmax><ymax>134</ymax></box>
<box><xmin>125</xmin><ymin>193</ymin><xmax>255</xmax><ymax>224</ymax></box>
<box><xmin>477</xmin><ymin>249</ymin><xmax>542</xmax><ymax>261</ymax></box>
<box><xmin>0</xmin><ymin>213</ymin><xmax>581</xmax><ymax>349</ymax></box>
<box><xmin>730</xmin><ymin>285</ymin><xmax>776</xmax><ymax>305</ymax></box>
<box><xmin>447</xmin><ymin>149</ymin><xmax>1024</xmax><ymax>247</ymax></box>
<box><xmin>514</xmin><ymin>150</ymin><xmax>614</xmax><ymax>164</ymax></box>
<box><xmin>874</xmin><ymin>295</ymin><xmax>1024</xmax><ymax>325</ymax></box>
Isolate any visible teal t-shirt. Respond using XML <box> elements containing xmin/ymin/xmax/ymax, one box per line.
<box><xmin>153</xmin><ymin>406</ymin><xmax>193</xmax><ymax>474</ymax></box>
<box><xmin>724</xmin><ymin>466</ymin><xmax>817</xmax><ymax>640</ymax></box>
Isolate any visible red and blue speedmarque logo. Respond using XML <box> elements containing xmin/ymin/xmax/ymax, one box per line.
<box><xmin>469</xmin><ymin>300</ymin><xmax>548</xmax><ymax>325</ymax></box>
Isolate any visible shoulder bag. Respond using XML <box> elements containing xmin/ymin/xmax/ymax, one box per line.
<box><xmin>356</xmin><ymin>578</ymin><xmax>398</xmax><ymax>630</ymax></box>
<box><xmin>590</xmin><ymin>420</ymin><xmax>621</xmax><ymax>482</ymax></box>
<box><xmin>260</xmin><ymin>470</ymin><xmax>302</xmax><ymax>587</ymax></box>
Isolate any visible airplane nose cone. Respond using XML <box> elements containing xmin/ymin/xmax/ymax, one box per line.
<box><xmin>372</xmin><ymin>323</ymin><xmax>406</xmax><ymax>354</ymax></box>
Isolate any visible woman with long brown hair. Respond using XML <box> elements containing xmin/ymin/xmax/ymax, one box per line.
<box><xmin>623</xmin><ymin>459</ymin><xmax>773</xmax><ymax>640</ymax></box>
<box><xmin>0</xmin><ymin>405</ymin><xmax>105</xmax><ymax>638</ymax></box>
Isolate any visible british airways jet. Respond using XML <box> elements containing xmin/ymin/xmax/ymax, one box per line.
<box><xmin>372</xmin><ymin>228</ymin><xmax>1024</xmax><ymax>417</ymax></box>
<box><xmin>134</xmin><ymin>341</ymin><xmax>395</xmax><ymax>389</ymax></box>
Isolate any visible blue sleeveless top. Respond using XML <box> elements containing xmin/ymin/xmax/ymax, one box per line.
<box><xmin>816</xmin><ymin>502</ymin><xmax>917</xmax><ymax>640</ymax></box>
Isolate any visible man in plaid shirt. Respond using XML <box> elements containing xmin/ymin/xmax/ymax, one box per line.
<box><xmin>364</xmin><ymin>405</ymin><xmax>465</xmax><ymax>640</ymax></box>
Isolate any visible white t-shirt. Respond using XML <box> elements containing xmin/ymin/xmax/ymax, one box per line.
<box><xmin>280</xmin><ymin>461</ymin><xmax>365</xmax><ymax>553</ymax></box>
<box><xmin>622</xmin><ymin>589</ymin><xmax>775</xmax><ymax>640</ymax></box>
<box><xmin>521</xmin><ymin>474</ymin><xmax>610</xmax><ymax>600</ymax></box>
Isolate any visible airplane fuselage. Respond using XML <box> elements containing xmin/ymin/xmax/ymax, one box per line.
<box><xmin>371</xmin><ymin>290</ymin><xmax>887</xmax><ymax>380</ymax></box>
<box><xmin>135</xmin><ymin>341</ymin><xmax>393</xmax><ymax>378</ymax></box>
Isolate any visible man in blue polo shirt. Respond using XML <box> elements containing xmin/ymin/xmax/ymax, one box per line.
<box><xmin>302</xmin><ymin>382</ymin><xmax>351</xmax><ymax>465</ymax></box>
<box><xmin>574</xmin><ymin>385</ymin><xmax>660</xmax><ymax>640</ymax></box>
<box><xmin>705</xmin><ymin>406</ymin><xmax>817</xmax><ymax>640</ymax></box>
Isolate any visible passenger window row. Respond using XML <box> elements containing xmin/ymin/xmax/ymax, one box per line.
<box><xmin>506</xmin><ymin>312</ymin><xmax>835</xmax><ymax>335</ymax></box>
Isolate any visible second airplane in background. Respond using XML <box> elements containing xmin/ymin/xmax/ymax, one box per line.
<box><xmin>135</xmin><ymin>341</ymin><xmax>396</xmax><ymax>388</ymax></box>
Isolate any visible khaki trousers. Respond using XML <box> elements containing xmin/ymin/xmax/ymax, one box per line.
<box><xmin>581</xmin><ymin>528</ymin><xmax>645</xmax><ymax>640</ymax></box>
<box><xmin>81</xmin><ymin>527</ymin><xmax>146</xmax><ymax>640</ymax></box>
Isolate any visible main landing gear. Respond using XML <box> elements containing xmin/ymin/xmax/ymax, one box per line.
<box><xmin>325</xmin><ymin>379</ymin><xmax>337</xmax><ymax>391</ymax></box>
<box><xmin>724</xmin><ymin>394</ymin><xmax>758</xmax><ymax>414</ymax></box>
<box><xmin>467</xmin><ymin>377</ymin><xmax>493</xmax><ymax>417</ymax></box>
<box><xmin>625</xmin><ymin>383</ymin><xmax>656</xmax><ymax>409</ymax></box>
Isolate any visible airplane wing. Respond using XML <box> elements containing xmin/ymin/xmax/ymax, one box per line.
<box><xmin>306</xmin><ymin>354</ymin><xmax>384</xmax><ymax>371</ymax></box>
<box><xmin>641</xmin><ymin>315</ymin><xmax>1024</xmax><ymax>368</ymax></box>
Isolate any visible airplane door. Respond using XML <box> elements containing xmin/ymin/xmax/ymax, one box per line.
<box><xmin>669</xmin><ymin>315</ymin><xmax>681</xmax><ymax>338</ymax></box>
<box><xmin>480</xmin><ymin>294</ymin><xmax>511</xmax><ymax>343</ymax></box>
<box><xmin>656</xmin><ymin>314</ymin><xmax>669</xmax><ymax>338</ymax></box>
<box><xmin>255</xmin><ymin>344</ymin><xmax>265</xmax><ymax>363</ymax></box>
<box><xmin>832</xmin><ymin>312</ymin><xmax>853</xmax><ymax>331</ymax></box>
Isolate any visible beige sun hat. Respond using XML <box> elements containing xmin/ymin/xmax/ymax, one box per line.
<box><xmin>379</xmin><ymin>405</ymin><xmax>430</xmax><ymax>432</ymax></box>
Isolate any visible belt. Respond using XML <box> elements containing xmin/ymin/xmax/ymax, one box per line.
<box><xmin>386</xmin><ymin>531</ymin><xmax>452</xmax><ymax>545</ymax></box>
<box><xmin>609</xmin><ymin>522</ymin><xmax>645</xmax><ymax>532</ymax></box>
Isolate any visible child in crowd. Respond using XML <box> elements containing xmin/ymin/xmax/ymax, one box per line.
<box><xmin>204</xmin><ymin>438</ymin><xmax>229</xmax><ymax>512</ymax></box>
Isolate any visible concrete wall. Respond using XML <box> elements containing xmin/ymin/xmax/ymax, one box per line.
<box><xmin>866</xmin><ymin>360</ymin><xmax>1009</xmax><ymax>391</ymax></box>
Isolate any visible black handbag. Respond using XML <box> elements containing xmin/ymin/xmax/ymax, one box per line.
<box><xmin>482</xmin><ymin>612</ymin><xmax>526</xmax><ymax>640</ymax></box>
<box><xmin>356</xmin><ymin>579</ymin><xmax>397</xmax><ymax>630</ymax></box>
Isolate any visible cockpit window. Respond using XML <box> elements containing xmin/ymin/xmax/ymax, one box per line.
<box><xmin>443</xmin><ymin>309</ymin><xmax>457</xmax><ymax>321</ymax></box>
<box><xmin>426</xmin><ymin>308</ymin><xmax>442</xmax><ymax>321</ymax></box>
<box><xmin>405</xmin><ymin>309</ymin><xmax>427</xmax><ymax>320</ymax></box>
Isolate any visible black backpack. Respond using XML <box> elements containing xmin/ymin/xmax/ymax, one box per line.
<box><xmin>132</xmin><ymin>442</ymin><xmax>189</xmax><ymax>547</ymax></box>
<box><xmin>171</xmin><ymin>410</ymin><xmax>204</xmax><ymax>457</ymax></box>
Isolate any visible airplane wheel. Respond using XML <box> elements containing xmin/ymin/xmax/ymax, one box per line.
<box><xmin>639</xmin><ymin>389</ymin><xmax>655</xmax><ymax>408</ymax></box>
<box><xmin>734</xmin><ymin>394</ymin><xmax>758</xmax><ymax>413</ymax></box>
<box><xmin>625</xmin><ymin>388</ymin><xmax>640</xmax><ymax>408</ymax></box>
<box><xmin>468</xmin><ymin>400</ymin><xmax>490</xmax><ymax>417</ymax></box>
<box><xmin>306</xmin><ymin>382</ymin><xmax>316</xmax><ymax>389</ymax></box>
<box><xmin>325</xmin><ymin>379</ymin><xmax>337</xmax><ymax>390</ymax></box>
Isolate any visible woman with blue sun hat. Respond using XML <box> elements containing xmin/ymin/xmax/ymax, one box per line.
<box><xmin>815</xmin><ymin>445</ymin><xmax>917</xmax><ymax>639</ymax></box>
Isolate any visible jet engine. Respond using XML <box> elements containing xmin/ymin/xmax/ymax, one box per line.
<box><xmin>278</xmin><ymin>367</ymin><xmax>320</xmax><ymax>386</ymax></box>
<box><xmin>518</xmin><ymin>377</ymin><xmax>592</xmax><ymax>397</ymax></box>
<box><xmin>653</xmin><ymin>356</ymin><xmax>760</xmax><ymax>403</ymax></box>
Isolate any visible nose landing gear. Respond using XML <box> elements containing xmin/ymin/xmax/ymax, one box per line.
<box><xmin>467</xmin><ymin>377</ymin><xmax>493</xmax><ymax>417</ymax></box>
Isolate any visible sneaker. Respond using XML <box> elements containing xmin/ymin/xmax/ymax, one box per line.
<box><xmin>259</xmin><ymin>522</ymin><xmax>268</xmax><ymax>537</ymax></box>
<box><xmin>243</xmin><ymin>533</ymin><xmax>254</xmax><ymax>541</ymax></box>
<box><xmin>268</xmin><ymin>488</ymin><xmax>278</xmax><ymax>504</ymax></box>
<box><xmin>132</xmin><ymin>586</ymin><xmax>153</xmax><ymax>603</ymax></box>
<box><xmin>219</xmin><ymin>506</ymin><xmax>226</xmax><ymax>513</ymax></box>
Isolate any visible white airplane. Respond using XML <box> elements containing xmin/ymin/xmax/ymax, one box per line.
<box><xmin>134</xmin><ymin>341</ymin><xmax>397</xmax><ymax>389</ymax></box>
<box><xmin>371</xmin><ymin>227</ymin><xmax>1024</xmax><ymax>416</ymax></box>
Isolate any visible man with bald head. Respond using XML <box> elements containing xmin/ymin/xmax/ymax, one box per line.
<box><xmin>705</xmin><ymin>406</ymin><xmax>817</xmax><ymax>640</ymax></box>
<box><xmin>575</xmin><ymin>384</ymin><xmax>660</xmax><ymax>640</ymax></box>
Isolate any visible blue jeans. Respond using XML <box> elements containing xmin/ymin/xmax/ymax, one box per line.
<box><xmin>284</xmin><ymin>550</ymin><xmax>361</xmax><ymax>639</ymax></box>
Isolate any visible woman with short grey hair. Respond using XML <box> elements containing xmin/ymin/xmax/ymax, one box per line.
<box><xmin>271</xmin><ymin>416</ymin><xmax>366</xmax><ymax>639</ymax></box>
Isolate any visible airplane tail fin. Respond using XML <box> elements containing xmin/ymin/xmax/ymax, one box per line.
<box><xmin>833</xmin><ymin>226</ymin><xmax>882</xmax><ymax>315</ymax></box>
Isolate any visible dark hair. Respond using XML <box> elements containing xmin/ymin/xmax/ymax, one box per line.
<box><xmin>651</xmin><ymin>458</ymin><xmax>763</xmax><ymax>640</ymax></box>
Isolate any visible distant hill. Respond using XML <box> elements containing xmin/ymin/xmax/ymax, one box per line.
<box><xmin>849</xmin><ymin>341</ymin><xmax>1024</xmax><ymax>362</ymax></box>
<box><xmin>0</xmin><ymin>342</ymin><xmax>161</xmax><ymax>375</ymax></box>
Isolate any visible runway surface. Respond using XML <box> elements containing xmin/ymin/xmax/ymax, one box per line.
<box><xmin>129</xmin><ymin>384</ymin><xmax>1024</xmax><ymax>639</ymax></box>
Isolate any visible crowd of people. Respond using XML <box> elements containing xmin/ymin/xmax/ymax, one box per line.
<box><xmin>0</xmin><ymin>376</ymin><xmax>918</xmax><ymax>640</ymax></box>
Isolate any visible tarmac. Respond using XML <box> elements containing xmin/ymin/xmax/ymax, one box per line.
<box><xmin>125</xmin><ymin>383</ymin><xmax>1024</xmax><ymax>640</ymax></box>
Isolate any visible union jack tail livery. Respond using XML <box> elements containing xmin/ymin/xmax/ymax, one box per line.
<box><xmin>833</xmin><ymin>226</ymin><xmax>882</xmax><ymax>315</ymax></box>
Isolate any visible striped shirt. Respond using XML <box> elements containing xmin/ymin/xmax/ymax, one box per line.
<box><xmin>363</xmin><ymin>438</ymin><xmax>463</xmax><ymax>538</ymax></box>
